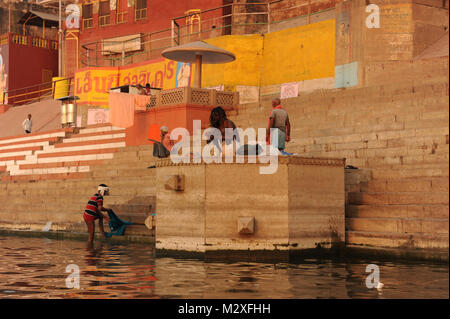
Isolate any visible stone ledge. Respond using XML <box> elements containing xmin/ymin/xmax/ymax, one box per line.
<box><xmin>155</xmin><ymin>155</ymin><xmax>346</xmax><ymax>167</ymax></box>
<box><xmin>0</xmin><ymin>229</ymin><xmax>155</xmax><ymax>244</ymax></box>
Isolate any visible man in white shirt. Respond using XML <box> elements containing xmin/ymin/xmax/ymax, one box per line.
<box><xmin>22</xmin><ymin>114</ymin><xmax>32</xmax><ymax>134</ymax></box>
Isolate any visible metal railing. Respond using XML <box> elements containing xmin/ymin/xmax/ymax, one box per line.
<box><xmin>2</xmin><ymin>77</ymin><xmax>73</xmax><ymax>107</ymax></box>
<box><xmin>79</xmin><ymin>0</ymin><xmax>336</xmax><ymax>68</ymax></box>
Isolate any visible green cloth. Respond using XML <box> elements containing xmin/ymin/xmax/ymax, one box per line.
<box><xmin>271</xmin><ymin>128</ymin><xmax>286</xmax><ymax>150</ymax></box>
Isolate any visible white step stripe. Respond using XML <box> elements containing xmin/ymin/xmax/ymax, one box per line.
<box><xmin>0</xmin><ymin>150</ymin><xmax>34</xmax><ymax>158</ymax></box>
<box><xmin>36</xmin><ymin>153</ymin><xmax>114</xmax><ymax>164</ymax></box>
<box><xmin>34</xmin><ymin>142</ymin><xmax>126</xmax><ymax>155</ymax></box>
<box><xmin>62</xmin><ymin>133</ymin><xmax>126</xmax><ymax>143</ymax></box>
<box><xmin>78</xmin><ymin>126</ymin><xmax>124</xmax><ymax>135</ymax></box>
<box><xmin>0</xmin><ymin>160</ymin><xmax>16</xmax><ymax>166</ymax></box>
<box><xmin>0</xmin><ymin>141</ymin><xmax>50</xmax><ymax>152</ymax></box>
<box><xmin>0</xmin><ymin>131</ymin><xmax>67</xmax><ymax>146</ymax></box>
<box><xmin>9</xmin><ymin>166</ymin><xmax>91</xmax><ymax>176</ymax></box>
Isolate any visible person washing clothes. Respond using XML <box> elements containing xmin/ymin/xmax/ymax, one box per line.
<box><xmin>84</xmin><ymin>184</ymin><xmax>110</xmax><ymax>243</ymax></box>
<box><xmin>22</xmin><ymin>114</ymin><xmax>32</xmax><ymax>134</ymax></box>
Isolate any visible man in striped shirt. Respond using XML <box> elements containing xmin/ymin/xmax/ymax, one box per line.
<box><xmin>84</xmin><ymin>184</ymin><xmax>110</xmax><ymax>243</ymax></box>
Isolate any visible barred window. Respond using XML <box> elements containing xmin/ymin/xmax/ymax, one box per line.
<box><xmin>99</xmin><ymin>1</ymin><xmax>111</xmax><ymax>26</ymax></box>
<box><xmin>135</xmin><ymin>0</ymin><xmax>147</xmax><ymax>21</ymax></box>
<box><xmin>82</xmin><ymin>4</ymin><xmax>93</xmax><ymax>29</ymax></box>
<box><xmin>116</xmin><ymin>0</ymin><xmax>128</xmax><ymax>24</ymax></box>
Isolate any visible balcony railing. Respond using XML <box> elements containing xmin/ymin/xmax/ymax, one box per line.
<box><xmin>153</xmin><ymin>87</ymin><xmax>238</xmax><ymax>110</ymax></box>
<box><xmin>1</xmin><ymin>33</ymin><xmax>57</xmax><ymax>51</ymax></box>
<box><xmin>12</xmin><ymin>34</ymin><xmax>28</xmax><ymax>45</ymax></box>
<box><xmin>2</xmin><ymin>77</ymin><xmax>74</xmax><ymax>107</ymax></box>
<box><xmin>32</xmin><ymin>37</ymin><xmax>48</xmax><ymax>48</ymax></box>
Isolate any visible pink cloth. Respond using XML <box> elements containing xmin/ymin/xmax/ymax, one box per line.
<box><xmin>109</xmin><ymin>92</ymin><xmax>135</xmax><ymax>128</ymax></box>
<box><xmin>134</xmin><ymin>94</ymin><xmax>150</xmax><ymax>112</ymax></box>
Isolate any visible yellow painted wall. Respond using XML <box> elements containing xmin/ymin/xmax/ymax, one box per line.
<box><xmin>203</xmin><ymin>35</ymin><xmax>264</xmax><ymax>90</ymax></box>
<box><xmin>203</xmin><ymin>19</ymin><xmax>335</xmax><ymax>88</ymax></box>
<box><xmin>262</xmin><ymin>19</ymin><xmax>335</xmax><ymax>85</ymax></box>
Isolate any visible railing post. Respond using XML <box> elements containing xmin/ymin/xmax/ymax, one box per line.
<box><xmin>171</xmin><ymin>20</ymin><xmax>175</xmax><ymax>47</ymax></box>
<box><xmin>122</xmin><ymin>42</ymin><xmax>125</xmax><ymax>66</ymax></box>
<box><xmin>267</xmin><ymin>3</ymin><xmax>271</xmax><ymax>34</ymax></box>
<box><xmin>307</xmin><ymin>0</ymin><xmax>311</xmax><ymax>25</ymax></box>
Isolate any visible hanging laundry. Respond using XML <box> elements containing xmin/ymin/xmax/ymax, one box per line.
<box><xmin>109</xmin><ymin>92</ymin><xmax>135</xmax><ymax>128</ymax></box>
<box><xmin>134</xmin><ymin>94</ymin><xmax>151</xmax><ymax>112</ymax></box>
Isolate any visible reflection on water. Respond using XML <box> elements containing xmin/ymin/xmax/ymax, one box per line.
<box><xmin>0</xmin><ymin>236</ymin><xmax>447</xmax><ymax>299</ymax></box>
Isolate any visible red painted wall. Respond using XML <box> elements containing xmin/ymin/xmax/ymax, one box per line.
<box><xmin>64</xmin><ymin>0</ymin><xmax>226</xmax><ymax>76</ymax></box>
<box><xmin>79</xmin><ymin>0</ymin><xmax>224</xmax><ymax>44</ymax></box>
<box><xmin>8</xmin><ymin>41</ymin><xmax>58</xmax><ymax>93</ymax></box>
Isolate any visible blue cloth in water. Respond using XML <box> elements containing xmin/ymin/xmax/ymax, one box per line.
<box><xmin>280</xmin><ymin>150</ymin><xmax>294</xmax><ymax>156</ymax></box>
<box><xmin>105</xmin><ymin>209</ymin><xmax>133</xmax><ymax>238</ymax></box>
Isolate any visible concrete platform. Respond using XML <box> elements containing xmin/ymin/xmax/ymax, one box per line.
<box><xmin>155</xmin><ymin>155</ymin><xmax>346</xmax><ymax>259</ymax></box>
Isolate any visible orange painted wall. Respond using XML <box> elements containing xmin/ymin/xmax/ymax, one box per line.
<box><xmin>125</xmin><ymin>104</ymin><xmax>214</xmax><ymax>146</ymax></box>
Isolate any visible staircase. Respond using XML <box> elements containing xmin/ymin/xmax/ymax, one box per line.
<box><xmin>0</xmin><ymin>124</ymin><xmax>157</xmax><ymax>239</ymax></box>
<box><xmin>345</xmin><ymin>164</ymin><xmax>449</xmax><ymax>249</ymax></box>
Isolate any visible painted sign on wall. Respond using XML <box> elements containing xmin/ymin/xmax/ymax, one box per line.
<box><xmin>74</xmin><ymin>58</ymin><xmax>193</xmax><ymax>107</ymax></box>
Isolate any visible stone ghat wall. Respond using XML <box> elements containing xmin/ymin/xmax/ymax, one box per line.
<box><xmin>228</xmin><ymin>56</ymin><xmax>449</xmax><ymax>249</ymax></box>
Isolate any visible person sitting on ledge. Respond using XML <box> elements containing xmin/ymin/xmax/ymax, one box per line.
<box><xmin>145</xmin><ymin>83</ymin><xmax>151</xmax><ymax>95</ymax></box>
<box><xmin>136</xmin><ymin>84</ymin><xmax>147</xmax><ymax>95</ymax></box>
<box><xmin>207</xmin><ymin>106</ymin><xmax>239</xmax><ymax>153</ymax></box>
<box><xmin>161</xmin><ymin>126</ymin><xmax>174</xmax><ymax>152</ymax></box>
<box><xmin>83</xmin><ymin>184</ymin><xmax>110</xmax><ymax>243</ymax></box>
<box><xmin>151</xmin><ymin>126</ymin><xmax>173</xmax><ymax>159</ymax></box>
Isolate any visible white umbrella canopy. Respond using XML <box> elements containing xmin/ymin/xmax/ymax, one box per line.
<box><xmin>162</xmin><ymin>41</ymin><xmax>236</xmax><ymax>88</ymax></box>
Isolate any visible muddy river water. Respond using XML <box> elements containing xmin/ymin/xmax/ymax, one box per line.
<box><xmin>0</xmin><ymin>236</ymin><xmax>447</xmax><ymax>299</ymax></box>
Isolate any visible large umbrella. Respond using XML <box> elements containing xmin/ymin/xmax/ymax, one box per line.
<box><xmin>161</xmin><ymin>41</ymin><xmax>236</xmax><ymax>88</ymax></box>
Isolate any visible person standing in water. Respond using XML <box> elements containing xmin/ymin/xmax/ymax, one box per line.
<box><xmin>84</xmin><ymin>184</ymin><xmax>110</xmax><ymax>243</ymax></box>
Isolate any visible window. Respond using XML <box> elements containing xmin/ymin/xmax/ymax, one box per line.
<box><xmin>82</xmin><ymin>3</ymin><xmax>93</xmax><ymax>29</ymax></box>
<box><xmin>135</xmin><ymin>0</ymin><xmax>147</xmax><ymax>21</ymax></box>
<box><xmin>116</xmin><ymin>0</ymin><xmax>128</xmax><ymax>24</ymax></box>
<box><xmin>99</xmin><ymin>1</ymin><xmax>111</xmax><ymax>26</ymax></box>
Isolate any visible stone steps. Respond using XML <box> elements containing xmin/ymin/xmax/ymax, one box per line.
<box><xmin>346</xmin><ymin>230</ymin><xmax>448</xmax><ymax>249</ymax></box>
<box><xmin>347</xmin><ymin>191</ymin><xmax>449</xmax><ymax>206</ymax></box>
<box><xmin>370</xmin><ymin>167</ymin><xmax>449</xmax><ymax>180</ymax></box>
<box><xmin>0</xmin><ymin>124</ymin><xmax>128</xmax><ymax>181</ymax></box>
<box><xmin>347</xmin><ymin>204</ymin><xmax>449</xmax><ymax>219</ymax></box>
<box><xmin>364</xmin><ymin>176</ymin><xmax>448</xmax><ymax>193</ymax></box>
<box><xmin>0</xmin><ymin>221</ymin><xmax>154</xmax><ymax>237</ymax></box>
<box><xmin>346</xmin><ymin>217</ymin><xmax>448</xmax><ymax>234</ymax></box>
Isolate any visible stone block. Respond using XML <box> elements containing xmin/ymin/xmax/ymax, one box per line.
<box><xmin>155</xmin><ymin>156</ymin><xmax>345</xmax><ymax>255</ymax></box>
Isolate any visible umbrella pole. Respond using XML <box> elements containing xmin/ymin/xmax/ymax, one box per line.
<box><xmin>194</xmin><ymin>54</ymin><xmax>202</xmax><ymax>88</ymax></box>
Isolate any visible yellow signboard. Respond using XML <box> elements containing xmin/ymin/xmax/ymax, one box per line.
<box><xmin>74</xmin><ymin>58</ymin><xmax>193</xmax><ymax>107</ymax></box>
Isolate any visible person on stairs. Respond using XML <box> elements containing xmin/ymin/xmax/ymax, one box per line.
<box><xmin>22</xmin><ymin>114</ymin><xmax>32</xmax><ymax>134</ymax></box>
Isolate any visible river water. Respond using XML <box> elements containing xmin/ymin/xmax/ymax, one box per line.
<box><xmin>0</xmin><ymin>236</ymin><xmax>447</xmax><ymax>299</ymax></box>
